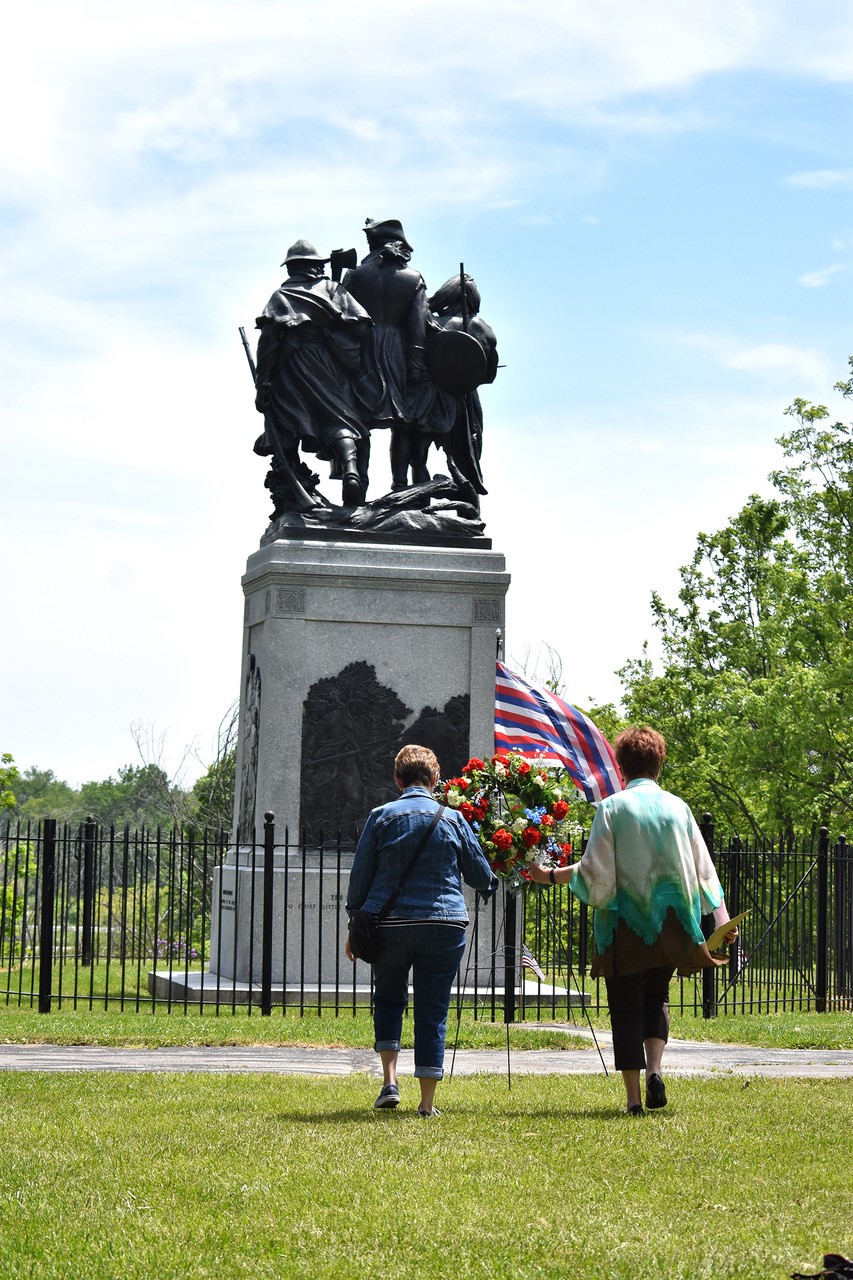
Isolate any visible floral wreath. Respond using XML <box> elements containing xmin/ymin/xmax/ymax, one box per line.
<box><xmin>439</xmin><ymin>750</ymin><xmax>580</xmax><ymax>892</ymax></box>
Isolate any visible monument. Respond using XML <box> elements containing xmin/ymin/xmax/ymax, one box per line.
<box><xmin>199</xmin><ymin>219</ymin><xmax>511</xmax><ymax>1000</ymax></box>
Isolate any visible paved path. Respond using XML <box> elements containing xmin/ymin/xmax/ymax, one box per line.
<box><xmin>1</xmin><ymin>1029</ymin><xmax>851</xmax><ymax>1079</ymax></box>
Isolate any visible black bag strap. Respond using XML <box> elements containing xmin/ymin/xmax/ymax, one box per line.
<box><xmin>376</xmin><ymin>804</ymin><xmax>445</xmax><ymax>922</ymax></box>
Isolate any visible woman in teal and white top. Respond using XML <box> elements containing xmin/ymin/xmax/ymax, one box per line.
<box><xmin>529</xmin><ymin>726</ymin><xmax>738</xmax><ymax>1115</ymax></box>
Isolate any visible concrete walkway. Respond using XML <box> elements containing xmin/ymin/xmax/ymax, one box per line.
<box><xmin>1</xmin><ymin>1027</ymin><xmax>851</xmax><ymax>1079</ymax></box>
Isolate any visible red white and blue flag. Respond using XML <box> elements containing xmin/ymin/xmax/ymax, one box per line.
<box><xmin>494</xmin><ymin>662</ymin><xmax>622</xmax><ymax>804</ymax></box>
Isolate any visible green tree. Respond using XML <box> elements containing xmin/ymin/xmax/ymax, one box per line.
<box><xmin>12</xmin><ymin>766</ymin><xmax>78</xmax><ymax>822</ymax></box>
<box><xmin>1</xmin><ymin>753</ymin><xmax>18</xmax><ymax>812</ymax></box>
<box><xmin>620</xmin><ymin>359</ymin><xmax>853</xmax><ymax>839</ymax></box>
<box><xmin>77</xmin><ymin>763</ymin><xmax>181</xmax><ymax>829</ymax></box>
<box><xmin>190</xmin><ymin>750</ymin><xmax>235</xmax><ymax>832</ymax></box>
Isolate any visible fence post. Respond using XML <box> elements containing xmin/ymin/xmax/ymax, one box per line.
<box><xmin>81</xmin><ymin>816</ymin><xmax>96</xmax><ymax>967</ymax></box>
<box><xmin>727</xmin><ymin>835</ymin><xmax>742</xmax><ymax>991</ymax></box>
<box><xmin>38</xmin><ymin>819</ymin><xmax>57</xmax><ymax>1014</ymax></box>
<box><xmin>815</xmin><ymin>826</ymin><xmax>830</xmax><ymax>1013</ymax></box>
<box><xmin>503</xmin><ymin>887</ymin><xmax>517</xmax><ymax>1024</ymax></box>
<box><xmin>699</xmin><ymin>813</ymin><xmax>717</xmax><ymax>1020</ymax></box>
<box><xmin>261</xmin><ymin>811</ymin><xmax>275</xmax><ymax>1016</ymax></box>
<box><xmin>835</xmin><ymin>833</ymin><xmax>851</xmax><ymax>1000</ymax></box>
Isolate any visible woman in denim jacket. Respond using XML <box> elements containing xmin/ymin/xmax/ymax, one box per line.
<box><xmin>346</xmin><ymin>744</ymin><xmax>497</xmax><ymax>1116</ymax></box>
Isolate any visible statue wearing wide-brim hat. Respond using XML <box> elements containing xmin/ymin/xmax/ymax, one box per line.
<box><xmin>280</xmin><ymin>238</ymin><xmax>330</xmax><ymax>267</ymax></box>
<box><xmin>362</xmin><ymin>218</ymin><xmax>413</xmax><ymax>254</ymax></box>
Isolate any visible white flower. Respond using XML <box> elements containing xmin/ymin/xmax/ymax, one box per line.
<box><xmin>552</xmin><ymin>789</ymin><xmax>563</xmax><ymax>801</ymax></box>
<box><xmin>533</xmin><ymin>775</ymin><xmax>545</xmax><ymax>787</ymax></box>
<box><xmin>446</xmin><ymin>790</ymin><xmax>462</xmax><ymax>808</ymax></box>
<box><xmin>493</xmin><ymin>762</ymin><xmax>507</xmax><ymax>777</ymax></box>
<box><xmin>513</xmin><ymin>817</ymin><xmax>528</xmax><ymax>834</ymax></box>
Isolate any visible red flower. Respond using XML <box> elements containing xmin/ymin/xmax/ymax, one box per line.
<box><xmin>463</xmin><ymin>758</ymin><xmax>485</xmax><ymax>773</ymax></box>
<box><xmin>552</xmin><ymin>800</ymin><xmax>569</xmax><ymax>821</ymax></box>
<box><xmin>540</xmin><ymin>814</ymin><xmax>554</xmax><ymax>827</ymax></box>
<box><xmin>491</xmin><ymin>751</ymin><xmax>511</xmax><ymax>765</ymax></box>
<box><xmin>460</xmin><ymin>802</ymin><xmax>475</xmax><ymax>823</ymax></box>
<box><xmin>519</xmin><ymin>867</ymin><xmax>532</xmax><ymax>881</ymax></box>
<box><xmin>516</xmin><ymin>760</ymin><xmax>531</xmax><ymax>775</ymax></box>
<box><xmin>492</xmin><ymin>860</ymin><xmax>507</xmax><ymax>874</ymax></box>
<box><xmin>473</xmin><ymin>804</ymin><xmax>488</xmax><ymax>821</ymax></box>
<box><xmin>492</xmin><ymin>828</ymin><xmax>513</xmax><ymax>851</ymax></box>
<box><xmin>522</xmin><ymin>826</ymin><xmax>540</xmax><ymax>848</ymax></box>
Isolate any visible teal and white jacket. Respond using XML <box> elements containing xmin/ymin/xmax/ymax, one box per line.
<box><xmin>569</xmin><ymin>779</ymin><xmax>728</xmax><ymax>977</ymax></box>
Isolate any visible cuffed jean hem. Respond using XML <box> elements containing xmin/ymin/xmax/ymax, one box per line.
<box><xmin>374</xmin><ymin>1039</ymin><xmax>401</xmax><ymax>1052</ymax></box>
<box><xmin>414</xmin><ymin>1067</ymin><xmax>443</xmax><ymax>1080</ymax></box>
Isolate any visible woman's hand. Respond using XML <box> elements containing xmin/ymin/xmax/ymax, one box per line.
<box><xmin>526</xmin><ymin>864</ymin><xmax>550</xmax><ymax>885</ymax></box>
<box><xmin>345</xmin><ymin>939</ymin><xmax>355</xmax><ymax>963</ymax></box>
<box><xmin>724</xmin><ymin>925</ymin><xmax>739</xmax><ymax>944</ymax></box>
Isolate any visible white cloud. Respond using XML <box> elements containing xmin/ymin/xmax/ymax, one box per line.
<box><xmin>721</xmin><ymin>343</ymin><xmax>831</xmax><ymax>386</ymax></box>
<box><xmin>798</xmin><ymin>263</ymin><xmax>845</xmax><ymax>287</ymax></box>
<box><xmin>785</xmin><ymin>168</ymin><xmax>853</xmax><ymax>189</ymax></box>
<box><xmin>670</xmin><ymin>333</ymin><xmax>832</xmax><ymax>392</ymax></box>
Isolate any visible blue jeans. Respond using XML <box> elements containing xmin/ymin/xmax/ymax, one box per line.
<box><xmin>372</xmin><ymin>923</ymin><xmax>467</xmax><ymax>1079</ymax></box>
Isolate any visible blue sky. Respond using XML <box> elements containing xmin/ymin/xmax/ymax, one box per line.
<box><xmin>2</xmin><ymin>0</ymin><xmax>852</xmax><ymax>787</ymax></box>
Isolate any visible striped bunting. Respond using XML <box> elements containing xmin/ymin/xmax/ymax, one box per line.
<box><xmin>494</xmin><ymin>662</ymin><xmax>622</xmax><ymax>804</ymax></box>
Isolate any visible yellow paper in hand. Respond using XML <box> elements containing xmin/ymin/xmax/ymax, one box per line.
<box><xmin>705</xmin><ymin>911</ymin><xmax>749</xmax><ymax>954</ymax></box>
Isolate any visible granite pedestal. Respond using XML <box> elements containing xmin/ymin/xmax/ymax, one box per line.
<box><xmin>232</xmin><ymin>538</ymin><xmax>510</xmax><ymax>841</ymax></box>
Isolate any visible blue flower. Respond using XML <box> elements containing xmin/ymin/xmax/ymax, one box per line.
<box><xmin>524</xmin><ymin>805</ymin><xmax>547</xmax><ymax>826</ymax></box>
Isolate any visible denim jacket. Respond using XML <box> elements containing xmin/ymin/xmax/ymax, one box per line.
<box><xmin>346</xmin><ymin>787</ymin><xmax>498</xmax><ymax>923</ymax></box>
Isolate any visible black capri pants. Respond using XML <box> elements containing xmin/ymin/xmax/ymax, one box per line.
<box><xmin>604</xmin><ymin>966</ymin><xmax>675</xmax><ymax>1071</ymax></box>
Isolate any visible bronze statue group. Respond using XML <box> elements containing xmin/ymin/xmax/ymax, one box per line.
<box><xmin>250</xmin><ymin>218</ymin><xmax>498</xmax><ymax>522</ymax></box>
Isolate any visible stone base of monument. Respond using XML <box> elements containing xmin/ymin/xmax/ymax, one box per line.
<box><xmin>205</xmin><ymin>848</ymin><xmax>519</xmax><ymax>988</ymax></box>
<box><xmin>146</xmin><ymin>969</ymin><xmax>590</xmax><ymax>1009</ymax></box>
<box><xmin>146</xmin><ymin>848</ymin><xmax>588</xmax><ymax>1009</ymax></box>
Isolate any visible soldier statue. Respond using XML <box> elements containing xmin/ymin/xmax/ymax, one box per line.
<box><xmin>243</xmin><ymin>225</ymin><xmax>499</xmax><ymax>540</ymax></box>
<box><xmin>253</xmin><ymin>240</ymin><xmax>374</xmax><ymax>509</ymax></box>
<box><xmin>342</xmin><ymin>218</ymin><xmax>430</xmax><ymax>491</ymax></box>
<box><xmin>413</xmin><ymin>272</ymin><xmax>498</xmax><ymax>505</ymax></box>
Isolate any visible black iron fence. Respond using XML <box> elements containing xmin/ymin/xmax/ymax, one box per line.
<box><xmin>1</xmin><ymin>815</ymin><xmax>851</xmax><ymax>1019</ymax></box>
<box><xmin>523</xmin><ymin>819</ymin><xmax>853</xmax><ymax>1019</ymax></box>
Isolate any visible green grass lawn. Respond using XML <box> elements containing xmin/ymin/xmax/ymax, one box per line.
<box><xmin>668</xmin><ymin>1010</ymin><xmax>853</xmax><ymax>1050</ymax></box>
<box><xmin>0</xmin><ymin>1003</ymin><xmax>851</xmax><ymax>1049</ymax></box>
<box><xmin>0</xmin><ymin>1073</ymin><xmax>849</xmax><ymax>1279</ymax></box>
<box><xmin>0</xmin><ymin>1004</ymin><xmax>590</xmax><ymax>1050</ymax></box>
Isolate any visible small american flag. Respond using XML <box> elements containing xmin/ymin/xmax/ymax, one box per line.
<box><xmin>521</xmin><ymin>944</ymin><xmax>547</xmax><ymax>983</ymax></box>
<box><xmin>495</xmin><ymin>662</ymin><xmax>622</xmax><ymax>804</ymax></box>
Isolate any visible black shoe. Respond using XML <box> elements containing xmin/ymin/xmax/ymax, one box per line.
<box><xmin>373</xmin><ymin>1084</ymin><xmax>400</xmax><ymax>1110</ymax></box>
<box><xmin>646</xmin><ymin>1073</ymin><xmax>667</xmax><ymax>1109</ymax></box>
<box><xmin>626</xmin><ymin>1103</ymin><xmax>644</xmax><ymax>1116</ymax></box>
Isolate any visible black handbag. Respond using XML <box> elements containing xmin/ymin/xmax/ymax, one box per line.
<box><xmin>348</xmin><ymin>804</ymin><xmax>444</xmax><ymax>964</ymax></box>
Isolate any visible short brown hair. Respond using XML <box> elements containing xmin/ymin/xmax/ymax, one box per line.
<box><xmin>614</xmin><ymin>727</ymin><xmax>666</xmax><ymax>781</ymax></box>
<box><xmin>394</xmin><ymin>744</ymin><xmax>440</xmax><ymax>788</ymax></box>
